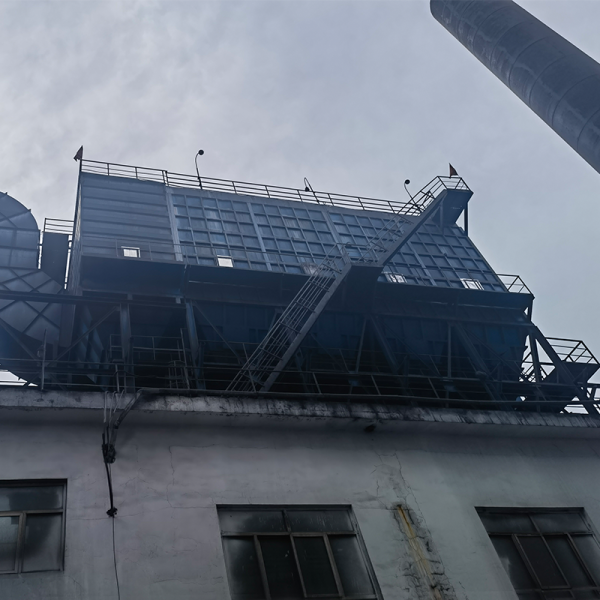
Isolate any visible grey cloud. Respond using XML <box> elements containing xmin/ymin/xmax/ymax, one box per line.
<box><xmin>0</xmin><ymin>0</ymin><xmax>599</xmax><ymax>356</ymax></box>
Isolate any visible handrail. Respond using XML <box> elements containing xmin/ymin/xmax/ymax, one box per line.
<box><xmin>80</xmin><ymin>159</ymin><xmax>470</xmax><ymax>217</ymax></box>
<box><xmin>44</xmin><ymin>218</ymin><xmax>74</xmax><ymax>235</ymax></box>
<box><xmin>545</xmin><ymin>337</ymin><xmax>598</xmax><ymax>364</ymax></box>
<box><xmin>497</xmin><ymin>274</ymin><xmax>533</xmax><ymax>295</ymax></box>
<box><xmin>0</xmin><ymin>353</ymin><xmax>596</xmax><ymax>414</ymax></box>
<box><xmin>521</xmin><ymin>337</ymin><xmax>599</xmax><ymax>383</ymax></box>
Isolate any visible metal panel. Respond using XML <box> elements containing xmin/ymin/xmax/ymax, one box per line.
<box><xmin>78</xmin><ymin>173</ymin><xmax>176</xmax><ymax>262</ymax></box>
<box><xmin>40</xmin><ymin>232</ymin><xmax>69</xmax><ymax>285</ymax></box>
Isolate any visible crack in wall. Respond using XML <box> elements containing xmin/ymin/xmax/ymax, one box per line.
<box><xmin>391</xmin><ymin>451</ymin><xmax>463</xmax><ymax>600</ymax></box>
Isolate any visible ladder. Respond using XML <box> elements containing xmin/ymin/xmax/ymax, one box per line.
<box><xmin>227</xmin><ymin>176</ymin><xmax>469</xmax><ymax>394</ymax></box>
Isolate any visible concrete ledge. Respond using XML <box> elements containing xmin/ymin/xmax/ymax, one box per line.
<box><xmin>0</xmin><ymin>387</ymin><xmax>598</xmax><ymax>437</ymax></box>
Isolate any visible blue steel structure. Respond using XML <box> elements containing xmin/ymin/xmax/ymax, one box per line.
<box><xmin>0</xmin><ymin>158</ymin><xmax>596</xmax><ymax>414</ymax></box>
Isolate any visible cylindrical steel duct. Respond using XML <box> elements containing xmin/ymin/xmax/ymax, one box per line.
<box><xmin>430</xmin><ymin>0</ymin><xmax>600</xmax><ymax>174</ymax></box>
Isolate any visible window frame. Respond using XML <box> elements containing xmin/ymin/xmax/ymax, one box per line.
<box><xmin>216</xmin><ymin>256</ymin><xmax>234</xmax><ymax>268</ymax></box>
<box><xmin>478</xmin><ymin>507</ymin><xmax>600</xmax><ymax>598</ymax></box>
<box><xmin>460</xmin><ymin>277</ymin><xmax>484</xmax><ymax>290</ymax></box>
<box><xmin>217</xmin><ymin>504</ymin><xmax>382</xmax><ymax>600</ymax></box>
<box><xmin>0</xmin><ymin>480</ymin><xmax>67</xmax><ymax>574</ymax></box>
<box><xmin>385</xmin><ymin>272</ymin><xmax>407</xmax><ymax>284</ymax></box>
<box><xmin>121</xmin><ymin>246</ymin><xmax>141</xmax><ymax>258</ymax></box>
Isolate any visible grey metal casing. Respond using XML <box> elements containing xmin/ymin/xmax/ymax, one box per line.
<box><xmin>430</xmin><ymin>0</ymin><xmax>600</xmax><ymax>175</ymax></box>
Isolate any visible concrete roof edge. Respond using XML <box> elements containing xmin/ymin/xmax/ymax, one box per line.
<box><xmin>0</xmin><ymin>388</ymin><xmax>598</xmax><ymax>436</ymax></box>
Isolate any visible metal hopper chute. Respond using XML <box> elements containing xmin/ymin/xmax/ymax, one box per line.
<box><xmin>0</xmin><ymin>192</ymin><xmax>63</xmax><ymax>383</ymax></box>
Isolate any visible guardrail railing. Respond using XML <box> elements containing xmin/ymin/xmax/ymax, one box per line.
<box><xmin>498</xmin><ymin>274</ymin><xmax>532</xmax><ymax>294</ymax></box>
<box><xmin>548</xmin><ymin>338</ymin><xmax>598</xmax><ymax>364</ymax></box>
<box><xmin>44</xmin><ymin>218</ymin><xmax>74</xmax><ymax>236</ymax></box>
<box><xmin>521</xmin><ymin>337</ymin><xmax>599</xmax><ymax>383</ymax></box>
<box><xmin>80</xmin><ymin>159</ymin><xmax>470</xmax><ymax>217</ymax></box>
<box><xmin>0</xmin><ymin>352</ymin><xmax>597</xmax><ymax>414</ymax></box>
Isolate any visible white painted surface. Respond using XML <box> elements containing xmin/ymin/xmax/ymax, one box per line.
<box><xmin>0</xmin><ymin>399</ymin><xmax>599</xmax><ymax>599</ymax></box>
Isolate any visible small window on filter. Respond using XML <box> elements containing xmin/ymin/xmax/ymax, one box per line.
<box><xmin>461</xmin><ymin>278</ymin><xmax>483</xmax><ymax>290</ymax></box>
<box><xmin>122</xmin><ymin>247</ymin><xmax>140</xmax><ymax>258</ymax></box>
<box><xmin>217</xmin><ymin>256</ymin><xmax>234</xmax><ymax>268</ymax></box>
<box><xmin>385</xmin><ymin>272</ymin><xmax>406</xmax><ymax>284</ymax></box>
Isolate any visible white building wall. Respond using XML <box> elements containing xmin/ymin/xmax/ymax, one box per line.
<box><xmin>1</xmin><ymin>393</ymin><xmax>600</xmax><ymax>600</ymax></box>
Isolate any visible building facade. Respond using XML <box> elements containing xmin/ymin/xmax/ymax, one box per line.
<box><xmin>0</xmin><ymin>160</ymin><xmax>599</xmax><ymax>600</ymax></box>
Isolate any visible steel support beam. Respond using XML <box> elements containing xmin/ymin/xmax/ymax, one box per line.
<box><xmin>185</xmin><ymin>301</ymin><xmax>205</xmax><ymax>389</ymax></box>
<box><xmin>192</xmin><ymin>302</ymin><xmax>243</xmax><ymax>365</ymax></box>
<box><xmin>528</xmin><ymin>331</ymin><xmax>545</xmax><ymax>402</ymax></box>
<box><xmin>531</xmin><ymin>327</ymin><xmax>599</xmax><ymax>416</ymax></box>
<box><xmin>452</xmin><ymin>324</ymin><xmax>504</xmax><ymax>403</ymax></box>
<box><xmin>119</xmin><ymin>304</ymin><xmax>135</xmax><ymax>392</ymax></box>
<box><xmin>47</xmin><ymin>307</ymin><xmax>118</xmax><ymax>367</ymax></box>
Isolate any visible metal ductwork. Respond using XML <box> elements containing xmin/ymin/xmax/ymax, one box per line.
<box><xmin>0</xmin><ymin>192</ymin><xmax>62</xmax><ymax>371</ymax></box>
<box><xmin>430</xmin><ymin>0</ymin><xmax>600</xmax><ymax>175</ymax></box>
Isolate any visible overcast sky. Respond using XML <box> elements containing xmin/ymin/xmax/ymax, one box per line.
<box><xmin>1</xmin><ymin>0</ymin><xmax>599</xmax><ymax>360</ymax></box>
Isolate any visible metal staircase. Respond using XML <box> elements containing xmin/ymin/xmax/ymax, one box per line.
<box><xmin>227</xmin><ymin>176</ymin><xmax>471</xmax><ymax>394</ymax></box>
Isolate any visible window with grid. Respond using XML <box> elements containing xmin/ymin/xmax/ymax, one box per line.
<box><xmin>252</xmin><ymin>203</ymin><xmax>335</xmax><ymax>274</ymax></box>
<box><xmin>218</xmin><ymin>506</ymin><xmax>381</xmax><ymax>600</ymax></box>
<box><xmin>0</xmin><ymin>481</ymin><xmax>66</xmax><ymax>574</ymax></box>
<box><xmin>478</xmin><ymin>508</ymin><xmax>600</xmax><ymax>599</ymax></box>
<box><xmin>386</xmin><ymin>223</ymin><xmax>505</xmax><ymax>291</ymax></box>
<box><xmin>172</xmin><ymin>194</ymin><xmax>268</xmax><ymax>270</ymax></box>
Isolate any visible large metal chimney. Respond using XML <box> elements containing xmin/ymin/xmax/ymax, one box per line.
<box><xmin>430</xmin><ymin>0</ymin><xmax>600</xmax><ymax>175</ymax></box>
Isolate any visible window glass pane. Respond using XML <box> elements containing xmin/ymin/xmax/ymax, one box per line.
<box><xmin>480</xmin><ymin>513</ymin><xmax>535</xmax><ymax>534</ymax></box>
<box><xmin>573</xmin><ymin>536</ymin><xmax>600</xmax><ymax>580</ymax></box>
<box><xmin>294</xmin><ymin>536</ymin><xmax>338</xmax><ymax>596</ymax></box>
<box><xmin>222</xmin><ymin>537</ymin><xmax>264</xmax><ymax>600</ymax></box>
<box><xmin>208</xmin><ymin>220</ymin><xmax>223</xmax><ymax>231</ymax></box>
<box><xmin>210</xmin><ymin>233</ymin><xmax>227</xmax><ymax>244</ymax></box>
<box><xmin>190</xmin><ymin>218</ymin><xmax>206</xmax><ymax>230</ymax></box>
<box><xmin>0</xmin><ymin>515</ymin><xmax>19</xmax><ymax>572</ymax></box>
<box><xmin>518</xmin><ymin>536</ymin><xmax>567</xmax><ymax>587</ymax></box>
<box><xmin>0</xmin><ymin>485</ymin><xmax>63</xmax><ymax>511</ymax></box>
<box><xmin>224</xmin><ymin>222</ymin><xmax>240</xmax><ymax>233</ymax></box>
<box><xmin>330</xmin><ymin>535</ymin><xmax>374</xmax><ymax>596</ymax></box>
<box><xmin>219</xmin><ymin>510</ymin><xmax>285</xmax><ymax>533</ymax></box>
<box><xmin>287</xmin><ymin>510</ymin><xmax>353</xmax><ymax>533</ymax></box>
<box><xmin>259</xmin><ymin>537</ymin><xmax>303</xmax><ymax>599</ymax></box>
<box><xmin>532</xmin><ymin>513</ymin><xmax>588</xmax><ymax>534</ymax></box>
<box><xmin>193</xmin><ymin>231</ymin><xmax>209</xmax><ymax>242</ymax></box>
<box><xmin>490</xmin><ymin>536</ymin><xmax>536</xmax><ymax>588</ymax></box>
<box><xmin>22</xmin><ymin>514</ymin><xmax>62</xmax><ymax>572</ymax></box>
<box><xmin>545</xmin><ymin>536</ymin><xmax>592</xmax><ymax>587</ymax></box>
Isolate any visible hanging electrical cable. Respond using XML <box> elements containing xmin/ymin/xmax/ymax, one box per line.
<box><xmin>111</xmin><ymin>483</ymin><xmax>121</xmax><ymax>600</ymax></box>
<box><xmin>100</xmin><ymin>390</ymin><xmax>146</xmax><ymax>598</ymax></box>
